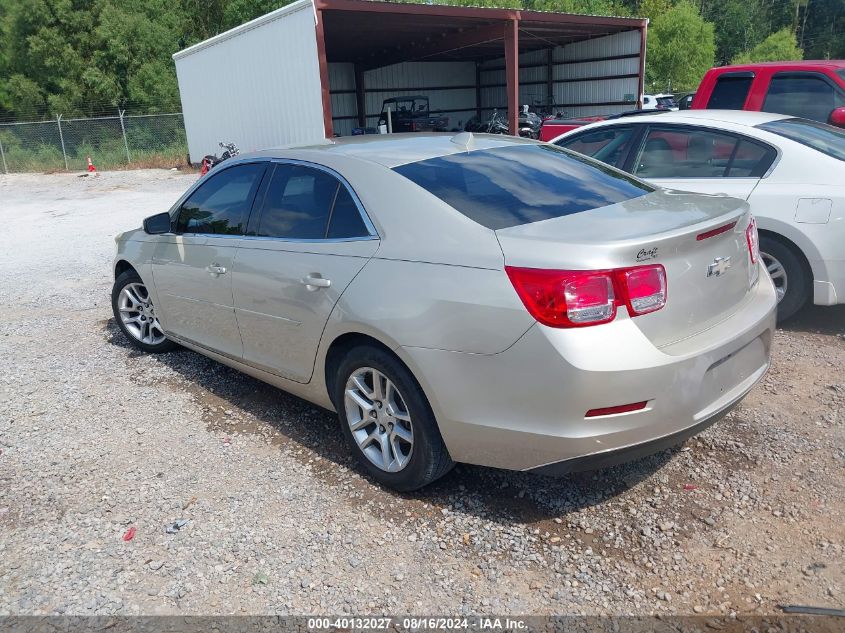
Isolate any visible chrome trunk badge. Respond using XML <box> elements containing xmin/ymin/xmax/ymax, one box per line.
<box><xmin>707</xmin><ymin>256</ymin><xmax>732</xmax><ymax>278</ymax></box>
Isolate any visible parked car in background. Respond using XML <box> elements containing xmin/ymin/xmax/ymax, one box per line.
<box><xmin>112</xmin><ymin>133</ymin><xmax>775</xmax><ymax>490</ymax></box>
<box><xmin>691</xmin><ymin>61</ymin><xmax>845</xmax><ymax>127</ymax></box>
<box><xmin>379</xmin><ymin>96</ymin><xmax>449</xmax><ymax>132</ymax></box>
<box><xmin>552</xmin><ymin>110</ymin><xmax>845</xmax><ymax>320</ymax></box>
<box><xmin>677</xmin><ymin>93</ymin><xmax>695</xmax><ymax>110</ymax></box>
<box><xmin>539</xmin><ymin>115</ymin><xmax>605</xmax><ymax>141</ymax></box>
<box><xmin>643</xmin><ymin>94</ymin><xmax>675</xmax><ymax>110</ymax></box>
<box><xmin>656</xmin><ymin>94</ymin><xmax>679</xmax><ymax>110</ymax></box>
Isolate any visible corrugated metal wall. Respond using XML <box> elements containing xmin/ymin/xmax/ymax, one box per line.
<box><xmin>174</xmin><ymin>0</ymin><xmax>325</xmax><ymax>161</ymax></box>
<box><xmin>329</xmin><ymin>62</ymin><xmax>476</xmax><ymax>136</ymax></box>
<box><xmin>328</xmin><ymin>30</ymin><xmax>641</xmax><ymax>135</ymax></box>
<box><xmin>479</xmin><ymin>30</ymin><xmax>641</xmax><ymax>119</ymax></box>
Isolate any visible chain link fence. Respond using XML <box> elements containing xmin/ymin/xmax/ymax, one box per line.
<box><xmin>0</xmin><ymin>112</ymin><xmax>188</xmax><ymax>173</ymax></box>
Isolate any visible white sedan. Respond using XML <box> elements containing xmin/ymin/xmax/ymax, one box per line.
<box><xmin>552</xmin><ymin>110</ymin><xmax>845</xmax><ymax>320</ymax></box>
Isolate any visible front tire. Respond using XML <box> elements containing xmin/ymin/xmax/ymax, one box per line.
<box><xmin>111</xmin><ymin>269</ymin><xmax>177</xmax><ymax>353</ymax></box>
<box><xmin>334</xmin><ymin>346</ymin><xmax>453</xmax><ymax>491</ymax></box>
<box><xmin>759</xmin><ymin>236</ymin><xmax>811</xmax><ymax>322</ymax></box>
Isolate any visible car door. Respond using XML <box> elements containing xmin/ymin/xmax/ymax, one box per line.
<box><xmin>233</xmin><ymin>161</ymin><xmax>379</xmax><ymax>383</ymax></box>
<box><xmin>152</xmin><ymin>162</ymin><xmax>267</xmax><ymax>359</ymax></box>
<box><xmin>628</xmin><ymin>124</ymin><xmax>776</xmax><ymax>201</ymax></box>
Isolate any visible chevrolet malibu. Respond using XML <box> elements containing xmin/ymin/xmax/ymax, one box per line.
<box><xmin>112</xmin><ymin>133</ymin><xmax>776</xmax><ymax>491</ymax></box>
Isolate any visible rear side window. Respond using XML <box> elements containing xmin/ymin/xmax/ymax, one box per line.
<box><xmin>758</xmin><ymin>118</ymin><xmax>845</xmax><ymax>161</ymax></box>
<box><xmin>393</xmin><ymin>145</ymin><xmax>653</xmax><ymax>230</ymax></box>
<box><xmin>555</xmin><ymin>126</ymin><xmax>636</xmax><ymax>168</ymax></box>
<box><xmin>176</xmin><ymin>163</ymin><xmax>265</xmax><ymax>235</ymax></box>
<box><xmin>762</xmin><ymin>73</ymin><xmax>844</xmax><ymax>123</ymax></box>
<box><xmin>706</xmin><ymin>73</ymin><xmax>754</xmax><ymax>109</ymax></box>
<box><xmin>633</xmin><ymin>126</ymin><xmax>774</xmax><ymax>178</ymax></box>
<box><xmin>256</xmin><ymin>164</ymin><xmax>370</xmax><ymax>239</ymax></box>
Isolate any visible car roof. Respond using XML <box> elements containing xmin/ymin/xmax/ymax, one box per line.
<box><xmin>247</xmin><ymin>133</ymin><xmax>539</xmax><ymax>168</ymax></box>
<box><xmin>572</xmin><ymin>109</ymin><xmax>791</xmax><ymax>130</ymax></box>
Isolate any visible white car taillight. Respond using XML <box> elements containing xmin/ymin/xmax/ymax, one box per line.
<box><xmin>746</xmin><ymin>216</ymin><xmax>760</xmax><ymax>286</ymax></box>
<box><xmin>746</xmin><ymin>216</ymin><xmax>759</xmax><ymax>264</ymax></box>
<box><xmin>506</xmin><ymin>264</ymin><xmax>667</xmax><ymax>328</ymax></box>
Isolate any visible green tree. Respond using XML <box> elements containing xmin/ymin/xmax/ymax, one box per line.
<box><xmin>646</xmin><ymin>0</ymin><xmax>714</xmax><ymax>92</ymax></box>
<box><xmin>732</xmin><ymin>28</ymin><xmax>803</xmax><ymax>63</ymax></box>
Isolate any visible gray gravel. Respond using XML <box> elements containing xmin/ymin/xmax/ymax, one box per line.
<box><xmin>0</xmin><ymin>170</ymin><xmax>843</xmax><ymax>616</ymax></box>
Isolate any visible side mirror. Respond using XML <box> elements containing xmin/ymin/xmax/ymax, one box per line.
<box><xmin>829</xmin><ymin>107</ymin><xmax>845</xmax><ymax>128</ymax></box>
<box><xmin>143</xmin><ymin>212</ymin><xmax>172</xmax><ymax>235</ymax></box>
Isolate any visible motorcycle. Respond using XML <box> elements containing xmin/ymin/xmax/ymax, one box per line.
<box><xmin>463</xmin><ymin>109</ymin><xmax>542</xmax><ymax>139</ymax></box>
<box><xmin>200</xmin><ymin>141</ymin><xmax>240</xmax><ymax>176</ymax></box>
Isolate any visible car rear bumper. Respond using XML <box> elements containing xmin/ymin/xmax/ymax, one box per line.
<box><xmin>402</xmin><ymin>274</ymin><xmax>777</xmax><ymax>472</ymax></box>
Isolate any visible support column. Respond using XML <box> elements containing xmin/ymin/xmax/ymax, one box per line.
<box><xmin>475</xmin><ymin>62</ymin><xmax>482</xmax><ymax>119</ymax></box>
<box><xmin>314</xmin><ymin>9</ymin><xmax>334</xmax><ymax>138</ymax></box>
<box><xmin>504</xmin><ymin>18</ymin><xmax>519</xmax><ymax>136</ymax></box>
<box><xmin>546</xmin><ymin>48</ymin><xmax>554</xmax><ymax>113</ymax></box>
<box><xmin>354</xmin><ymin>64</ymin><xmax>366</xmax><ymax>128</ymax></box>
<box><xmin>637</xmin><ymin>21</ymin><xmax>648</xmax><ymax>110</ymax></box>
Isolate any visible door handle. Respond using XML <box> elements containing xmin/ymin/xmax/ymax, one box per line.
<box><xmin>206</xmin><ymin>263</ymin><xmax>227</xmax><ymax>277</ymax></box>
<box><xmin>302</xmin><ymin>274</ymin><xmax>331</xmax><ymax>290</ymax></box>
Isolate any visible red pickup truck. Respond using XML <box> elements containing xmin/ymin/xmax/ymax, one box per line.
<box><xmin>690</xmin><ymin>60</ymin><xmax>845</xmax><ymax>127</ymax></box>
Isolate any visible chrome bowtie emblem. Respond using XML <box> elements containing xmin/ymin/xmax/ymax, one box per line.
<box><xmin>707</xmin><ymin>256</ymin><xmax>732</xmax><ymax>278</ymax></box>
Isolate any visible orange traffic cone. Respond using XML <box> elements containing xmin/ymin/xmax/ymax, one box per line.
<box><xmin>87</xmin><ymin>156</ymin><xmax>97</xmax><ymax>172</ymax></box>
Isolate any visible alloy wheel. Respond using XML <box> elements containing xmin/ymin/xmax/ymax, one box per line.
<box><xmin>761</xmin><ymin>251</ymin><xmax>787</xmax><ymax>303</ymax></box>
<box><xmin>344</xmin><ymin>367</ymin><xmax>414</xmax><ymax>473</ymax></box>
<box><xmin>117</xmin><ymin>282</ymin><xmax>166</xmax><ymax>345</ymax></box>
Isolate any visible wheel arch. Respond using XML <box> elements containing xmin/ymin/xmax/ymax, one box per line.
<box><xmin>757</xmin><ymin>228</ymin><xmax>814</xmax><ymax>281</ymax></box>
<box><xmin>320</xmin><ymin>329</ymin><xmax>442</xmax><ymax>425</ymax></box>
<box><xmin>114</xmin><ymin>259</ymin><xmax>137</xmax><ymax>279</ymax></box>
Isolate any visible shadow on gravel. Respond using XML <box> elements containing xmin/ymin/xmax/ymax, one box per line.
<box><xmin>779</xmin><ymin>304</ymin><xmax>845</xmax><ymax>337</ymax></box>
<box><xmin>105</xmin><ymin>318</ymin><xmax>676</xmax><ymax>525</ymax></box>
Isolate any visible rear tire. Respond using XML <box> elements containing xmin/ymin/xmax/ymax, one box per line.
<box><xmin>111</xmin><ymin>269</ymin><xmax>177</xmax><ymax>353</ymax></box>
<box><xmin>334</xmin><ymin>345</ymin><xmax>454</xmax><ymax>491</ymax></box>
<box><xmin>759</xmin><ymin>236</ymin><xmax>810</xmax><ymax>322</ymax></box>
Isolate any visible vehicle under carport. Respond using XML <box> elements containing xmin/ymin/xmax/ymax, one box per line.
<box><xmin>173</xmin><ymin>0</ymin><xmax>648</xmax><ymax>162</ymax></box>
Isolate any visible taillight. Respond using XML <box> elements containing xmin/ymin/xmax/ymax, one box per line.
<box><xmin>621</xmin><ymin>265</ymin><xmax>667</xmax><ymax>315</ymax></box>
<box><xmin>745</xmin><ymin>216</ymin><xmax>759</xmax><ymax>264</ymax></box>
<box><xmin>506</xmin><ymin>264</ymin><xmax>667</xmax><ymax>328</ymax></box>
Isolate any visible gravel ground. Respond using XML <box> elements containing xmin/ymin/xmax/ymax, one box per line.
<box><xmin>0</xmin><ymin>170</ymin><xmax>843</xmax><ymax>617</ymax></box>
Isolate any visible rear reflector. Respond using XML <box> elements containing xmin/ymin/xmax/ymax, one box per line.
<box><xmin>696</xmin><ymin>221</ymin><xmax>737</xmax><ymax>241</ymax></box>
<box><xmin>586</xmin><ymin>401</ymin><xmax>648</xmax><ymax>417</ymax></box>
<box><xmin>506</xmin><ymin>264</ymin><xmax>667</xmax><ymax>328</ymax></box>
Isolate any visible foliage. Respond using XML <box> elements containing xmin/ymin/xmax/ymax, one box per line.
<box><xmin>645</xmin><ymin>0</ymin><xmax>715</xmax><ymax>92</ymax></box>
<box><xmin>732</xmin><ymin>28</ymin><xmax>804</xmax><ymax>64</ymax></box>
<box><xmin>0</xmin><ymin>0</ymin><xmax>839</xmax><ymax>122</ymax></box>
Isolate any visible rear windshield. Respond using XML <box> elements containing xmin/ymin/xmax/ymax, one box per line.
<box><xmin>758</xmin><ymin>118</ymin><xmax>845</xmax><ymax>161</ymax></box>
<box><xmin>393</xmin><ymin>144</ymin><xmax>653</xmax><ymax>230</ymax></box>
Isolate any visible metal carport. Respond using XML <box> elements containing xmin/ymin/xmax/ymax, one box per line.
<box><xmin>174</xmin><ymin>0</ymin><xmax>647</xmax><ymax>162</ymax></box>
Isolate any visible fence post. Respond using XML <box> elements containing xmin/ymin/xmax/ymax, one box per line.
<box><xmin>57</xmin><ymin>114</ymin><xmax>68</xmax><ymax>170</ymax></box>
<box><xmin>0</xmin><ymin>136</ymin><xmax>7</xmax><ymax>174</ymax></box>
<box><xmin>118</xmin><ymin>108</ymin><xmax>131</xmax><ymax>164</ymax></box>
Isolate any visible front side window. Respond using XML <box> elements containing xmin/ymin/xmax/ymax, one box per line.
<box><xmin>256</xmin><ymin>164</ymin><xmax>370</xmax><ymax>239</ymax></box>
<box><xmin>393</xmin><ymin>145</ymin><xmax>653</xmax><ymax>231</ymax></box>
<box><xmin>633</xmin><ymin>126</ymin><xmax>773</xmax><ymax>178</ymax></box>
<box><xmin>176</xmin><ymin>163</ymin><xmax>265</xmax><ymax>235</ymax></box>
<box><xmin>555</xmin><ymin>126</ymin><xmax>636</xmax><ymax>168</ymax></box>
<box><xmin>762</xmin><ymin>73</ymin><xmax>844</xmax><ymax>123</ymax></box>
<box><xmin>758</xmin><ymin>118</ymin><xmax>845</xmax><ymax>161</ymax></box>
<box><xmin>706</xmin><ymin>73</ymin><xmax>754</xmax><ymax>110</ymax></box>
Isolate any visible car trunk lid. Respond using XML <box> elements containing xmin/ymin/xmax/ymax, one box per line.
<box><xmin>495</xmin><ymin>189</ymin><xmax>756</xmax><ymax>348</ymax></box>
